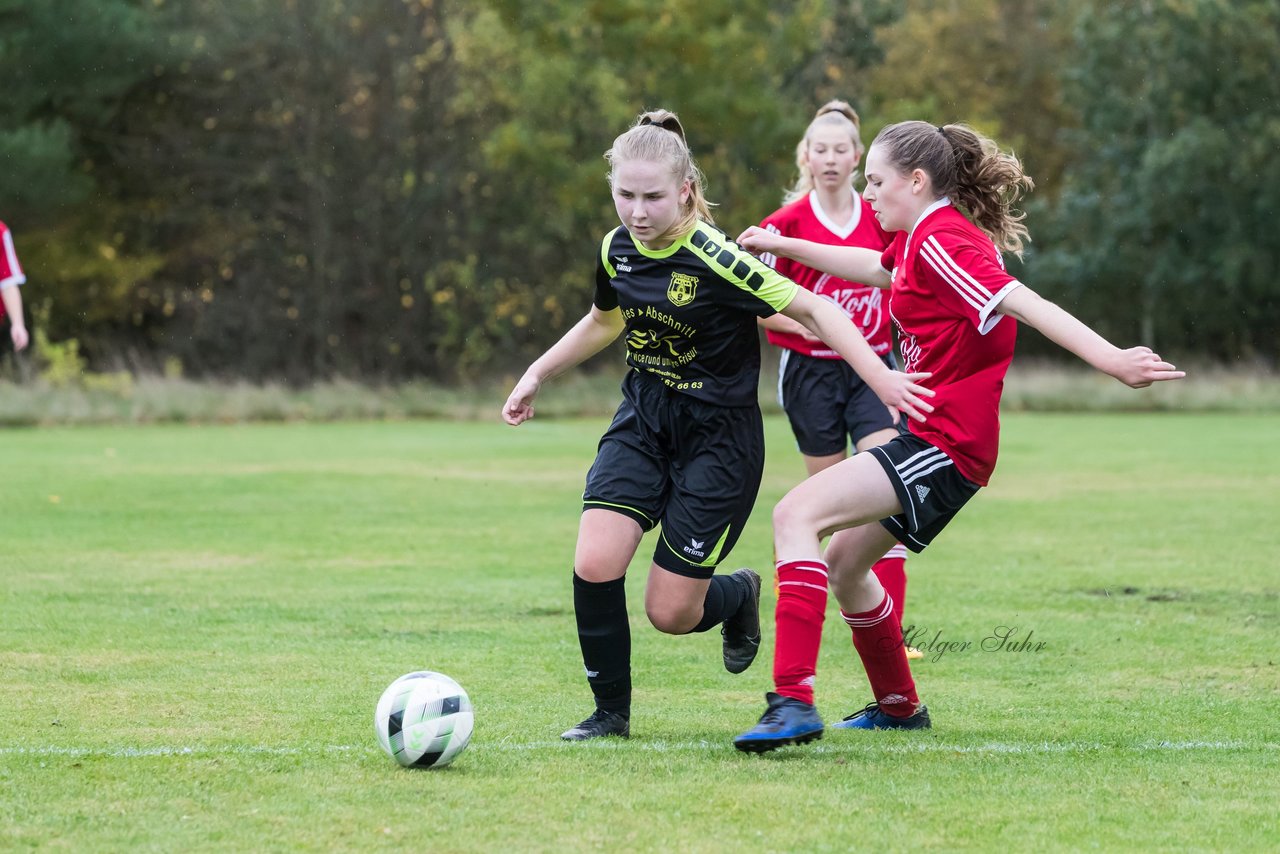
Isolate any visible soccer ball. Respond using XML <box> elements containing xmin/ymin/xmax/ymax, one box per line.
<box><xmin>374</xmin><ymin>671</ymin><xmax>474</xmax><ymax>769</ymax></box>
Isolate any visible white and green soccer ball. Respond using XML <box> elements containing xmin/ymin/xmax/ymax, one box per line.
<box><xmin>374</xmin><ymin>671</ymin><xmax>474</xmax><ymax>769</ymax></box>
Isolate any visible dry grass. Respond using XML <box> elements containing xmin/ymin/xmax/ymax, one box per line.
<box><xmin>0</xmin><ymin>361</ymin><xmax>1275</xmax><ymax>427</ymax></box>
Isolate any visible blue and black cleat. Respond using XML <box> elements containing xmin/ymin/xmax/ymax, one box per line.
<box><xmin>832</xmin><ymin>702</ymin><xmax>932</xmax><ymax>730</ymax></box>
<box><xmin>733</xmin><ymin>692</ymin><xmax>824</xmax><ymax>753</ymax></box>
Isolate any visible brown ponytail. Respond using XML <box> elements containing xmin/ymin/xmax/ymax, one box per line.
<box><xmin>873</xmin><ymin>120</ymin><xmax>1035</xmax><ymax>256</ymax></box>
<box><xmin>605</xmin><ymin>109</ymin><xmax>716</xmax><ymax>242</ymax></box>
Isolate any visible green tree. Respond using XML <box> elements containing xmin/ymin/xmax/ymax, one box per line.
<box><xmin>861</xmin><ymin>0</ymin><xmax>1081</xmax><ymax>197</ymax></box>
<box><xmin>0</xmin><ymin>0</ymin><xmax>169</xmax><ymax>362</ymax></box>
<box><xmin>0</xmin><ymin>0</ymin><xmax>163</xmax><ymax>218</ymax></box>
<box><xmin>453</xmin><ymin>0</ymin><xmax>901</xmax><ymax>378</ymax></box>
<box><xmin>96</xmin><ymin>0</ymin><xmax>488</xmax><ymax>380</ymax></box>
<box><xmin>1033</xmin><ymin>0</ymin><xmax>1280</xmax><ymax>360</ymax></box>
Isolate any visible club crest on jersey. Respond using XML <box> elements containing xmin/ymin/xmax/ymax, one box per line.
<box><xmin>667</xmin><ymin>272</ymin><xmax>698</xmax><ymax>307</ymax></box>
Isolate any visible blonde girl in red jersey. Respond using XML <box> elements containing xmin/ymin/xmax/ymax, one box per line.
<box><xmin>756</xmin><ymin>100</ymin><xmax>920</xmax><ymax>658</ymax></box>
<box><xmin>733</xmin><ymin>120</ymin><xmax>1184</xmax><ymax>752</ymax></box>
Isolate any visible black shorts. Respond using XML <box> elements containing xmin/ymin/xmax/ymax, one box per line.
<box><xmin>778</xmin><ymin>350</ymin><xmax>898</xmax><ymax>456</ymax></box>
<box><xmin>583</xmin><ymin>370</ymin><xmax>764</xmax><ymax>579</ymax></box>
<box><xmin>868</xmin><ymin>425</ymin><xmax>981</xmax><ymax>553</ymax></box>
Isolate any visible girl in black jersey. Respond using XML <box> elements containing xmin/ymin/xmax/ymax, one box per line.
<box><xmin>502</xmin><ymin>109</ymin><xmax>933</xmax><ymax>741</ymax></box>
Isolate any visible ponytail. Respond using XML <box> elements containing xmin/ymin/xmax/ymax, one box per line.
<box><xmin>873</xmin><ymin>120</ymin><xmax>1035</xmax><ymax>256</ymax></box>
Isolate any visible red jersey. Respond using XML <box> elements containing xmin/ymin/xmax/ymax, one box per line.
<box><xmin>759</xmin><ymin>191</ymin><xmax>894</xmax><ymax>358</ymax></box>
<box><xmin>879</xmin><ymin>200</ymin><xmax>1021</xmax><ymax>486</ymax></box>
<box><xmin>0</xmin><ymin>221</ymin><xmax>24</xmax><ymax>322</ymax></box>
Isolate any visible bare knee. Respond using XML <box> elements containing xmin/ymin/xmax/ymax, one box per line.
<box><xmin>574</xmin><ymin>510</ymin><xmax>642</xmax><ymax>583</ymax></box>
<box><xmin>772</xmin><ymin>494</ymin><xmax>813</xmax><ymax>538</ymax></box>
<box><xmin>574</xmin><ymin>541</ymin><xmax>633</xmax><ymax>582</ymax></box>
<box><xmin>575</xmin><ymin>559</ymin><xmax>624</xmax><ymax>583</ymax></box>
<box><xmin>646</xmin><ymin>601</ymin><xmax>699</xmax><ymax>634</ymax></box>
<box><xmin>828</xmin><ymin>563</ymin><xmax>874</xmax><ymax>604</ymax></box>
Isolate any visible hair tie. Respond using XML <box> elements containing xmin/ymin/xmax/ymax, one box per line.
<box><xmin>936</xmin><ymin>125</ymin><xmax>947</xmax><ymax>135</ymax></box>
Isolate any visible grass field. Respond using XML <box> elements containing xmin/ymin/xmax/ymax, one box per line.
<box><xmin>1</xmin><ymin>413</ymin><xmax>1277</xmax><ymax>851</ymax></box>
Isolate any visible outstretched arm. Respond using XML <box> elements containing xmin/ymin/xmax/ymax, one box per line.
<box><xmin>502</xmin><ymin>306</ymin><xmax>625</xmax><ymax>425</ymax></box>
<box><xmin>0</xmin><ymin>286</ymin><xmax>27</xmax><ymax>351</ymax></box>
<box><xmin>738</xmin><ymin>226</ymin><xmax>892</xmax><ymax>288</ymax></box>
<box><xmin>782</xmin><ymin>288</ymin><xmax>934</xmax><ymax>422</ymax></box>
<box><xmin>998</xmin><ymin>287</ymin><xmax>1185</xmax><ymax>388</ymax></box>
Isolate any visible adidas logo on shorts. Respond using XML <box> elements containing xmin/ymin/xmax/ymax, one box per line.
<box><xmin>915</xmin><ymin>484</ymin><xmax>931</xmax><ymax>503</ymax></box>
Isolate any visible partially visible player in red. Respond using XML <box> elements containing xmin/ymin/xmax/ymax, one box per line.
<box><xmin>756</xmin><ymin>100</ymin><xmax>918</xmax><ymax>659</ymax></box>
<box><xmin>733</xmin><ymin>120</ymin><xmax>1185</xmax><ymax>752</ymax></box>
<box><xmin>0</xmin><ymin>221</ymin><xmax>30</xmax><ymax>354</ymax></box>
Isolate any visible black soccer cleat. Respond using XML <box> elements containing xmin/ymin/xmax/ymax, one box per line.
<box><xmin>721</xmin><ymin>568</ymin><xmax>762</xmax><ymax>674</ymax></box>
<box><xmin>560</xmin><ymin>709</ymin><xmax>630</xmax><ymax>741</ymax></box>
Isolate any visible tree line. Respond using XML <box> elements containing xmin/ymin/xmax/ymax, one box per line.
<box><xmin>2</xmin><ymin>0</ymin><xmax>1276</xmax><ymax>382</ymax></box>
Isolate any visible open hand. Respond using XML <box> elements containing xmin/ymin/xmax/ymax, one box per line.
<box><xmin>871</xmin><ymin>370</ymin><xmax>935</xmax><ymax>423</ymax></box>
<box><xmin>1109</xmin><ymin>347</ymin><xmax>1186</xmax><ymax>388</ymax></box>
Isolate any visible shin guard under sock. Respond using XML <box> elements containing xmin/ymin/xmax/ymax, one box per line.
<box><xmin>842</xmin><ymin>592</ymin><xmax>918</xmax><ymax>717</ymax></box>
<box><xmin>772</xmin><ymin>559</ymin><xmax>829</xmax><ymax>705</ymax></box>
<box><xmin>572</xmin><ymin>572</ymin><xmax>631</xmax><ymax>716</ymax></box>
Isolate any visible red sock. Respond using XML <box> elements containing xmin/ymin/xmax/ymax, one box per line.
<box><xmin>870</xmin><ymin>544</ymin><xmax>909</xmax><ymax>626</ymax></box>
<box><xmin>842</xmin><ymin>592</ymin><xmax>919</xmax><ymax>717</ymax></box>
<box><xmin>772</xmin><ymin>559</ymin><xmax>829</xmax><ymax>705</ymax></box>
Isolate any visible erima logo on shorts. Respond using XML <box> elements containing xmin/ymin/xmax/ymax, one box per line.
<box><xmin>683</xmin><ymin>537</ymin><xmax>706</xmax><ymax>558</ymax></box>
<box><xmin>915</xmin><ymin>485</ymin><xmax>930</xmax><ymax>502</ymax></box>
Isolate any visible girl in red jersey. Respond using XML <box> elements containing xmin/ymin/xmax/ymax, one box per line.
<box><xmin>756</xmin><ymin>100</ymin><xmax>918</xmax><ymax>657</ymax></box>
<box><xmin>732</xmin><ymin>120</ymin><xmax>1184</xmax><ymax>752</ymax></box>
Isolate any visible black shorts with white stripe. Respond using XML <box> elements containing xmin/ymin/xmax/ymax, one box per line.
<box><xmin>778</xmin><ymin>351</ymin><xmax>898</xmax><ymax>456</ymax></box>
<box><xmin>867</xmin><ymin>426</ymin><xmax>981</xmax><ymax>553</ymax></box>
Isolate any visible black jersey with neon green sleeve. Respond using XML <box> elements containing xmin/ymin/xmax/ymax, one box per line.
<box><xmin>593</xmin><ymin>223</ymin><xmax>799</xmax><ymax>406</ymax></box>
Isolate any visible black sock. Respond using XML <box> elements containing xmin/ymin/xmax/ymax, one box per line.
<box><xmin>572</xmin><ymin>572</ymin><xmax>630</xmax><ymax>717</ymax></box>
<box><xmin>687</xmin><ymin>573</ymin><xmax>747</xmax><ymax>634</ymax></box>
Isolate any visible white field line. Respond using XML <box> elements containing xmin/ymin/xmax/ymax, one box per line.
<box><xmin>1</xmin><ymin>740</ymin><xmax>1276</xmax><ymax>759</ymax></box>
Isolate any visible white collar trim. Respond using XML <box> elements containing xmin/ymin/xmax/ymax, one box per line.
<box><xmin>903</xmin><ymin>197</ymin><xmax>952</xmax><ymax>256</ymax></box>
<box><xmin>807</xmin><ymin>189</ymin><xmax>861</xmax><ymax>239</ymax></box>
<box><xmin>910</xmin><ymin>197</ymin><xmax>952</xmax><ymax>236</ymax></box>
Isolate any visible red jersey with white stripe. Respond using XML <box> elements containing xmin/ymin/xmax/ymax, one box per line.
<box><xmin>879</xmin><ymin>200</ymin><xmax>1021</xmax><ymax>485</ymax></box>
<box><xmin>0</xmin><ymin>221</ymin><xmax>25</xmax><ymax>322</ymax></box>
<box><xmin>759</xmin><ymin>191</ymin><xmax>894</xmax><ymax>358</ymax></box>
